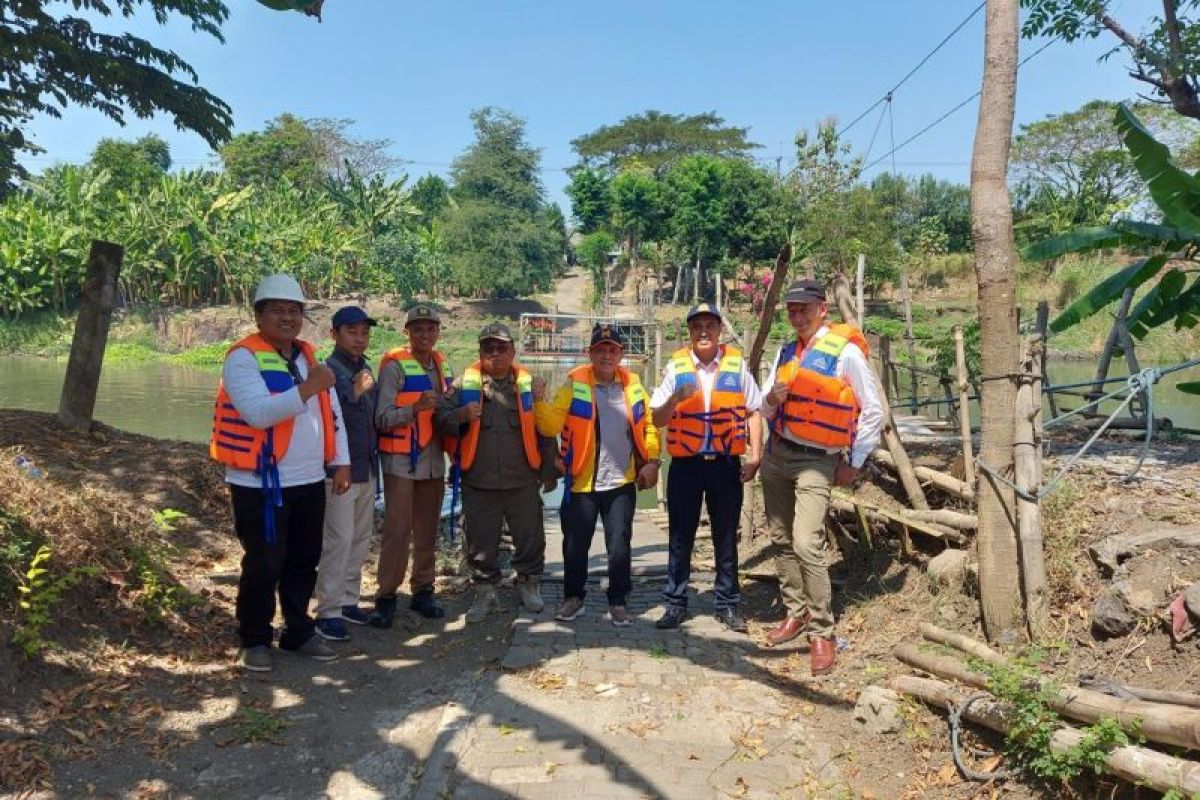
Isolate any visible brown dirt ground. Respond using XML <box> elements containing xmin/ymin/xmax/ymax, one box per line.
<box><xmin>2</xmin><ymin>407</ymin><xmax>1198</xmax><ymax>798</ymax></box>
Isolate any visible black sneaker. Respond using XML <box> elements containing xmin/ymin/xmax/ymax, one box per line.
<box><xmin>368</xmin><ymin>595</ymin><xmax>398</xmax><ymax>629</ymax></box>
<box><xmin>410</xmin><ymin>587</ymin><xmax>446</xmax><ymax>619</ymax></box>
<box><xmin>341</xmin><ymin>605</ymin><xmax>371</xmax><ymax>625</ymax></box>
<box><xmin>655</xmin><ymin>606</ymin><xmax>688</xmax><ymax>630</ymax></box>
<box><xmin>715</xmin><ymin>608</ymin><xmax>749</xmax><ymax>633</ymax></box>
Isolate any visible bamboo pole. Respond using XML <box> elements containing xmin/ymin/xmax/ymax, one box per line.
<box><xmin>903</xmin><ymin>509</ymin><xmax>978</xmax><ymax>530</ymax></box>
<box><xmin>900</xmin><ymin>267</ymin><xmax>918</xmax><ymax>413</ymax></box>
<box><xmin>855</xmin><ymin>253</ymin><xmax>865</xmax><ymax>328</ymax></box>
<box><xmin>953</xmin><ymin>325</ymin><xmax>976</xmax><ymax>488</ymax></box>
<box><xmin>871</xmin><ymin>448</ymin><xmax>974</xmax><ymax>502</ymax></box>
<box><xmin>1035</xmin><ymin>301</ymin><xmax>1058</xmax><ymax>420</ymax></box>
<box><xmin>746</xmin><ymin>243</ymin><xmax>791</xmax><ymax>377</ymax></box>
<box><xmin>829</xmin><ymin>497</ymin><xmax>965</xmax><ymax>544</ymax></box>
<box><xmin>833</xmin><ymin>274</ymin><xmax>929</xmax><ymax>511</ymax></box>
<box><xmin>894</xmin><ymin>641</ymin><xmax>1200</xmax><ymax>751</ymax></box>
<box><xmin>879</xmin><ymin>336</ymin><xmax>893</xmax><ymax>402</ymax></box>
<box><xmin>918</xmin><ymin>623</ymin><xmax>1006</xmax><ymax>664</ymax></box>
<box><xmin>893</xmin><ymin>676</ymin><xmax>1200</xmax><ymax>796</ymax></box>
<box><xmin>1015</xmin><ymin>337</ymin><xmax>1049</xmax><ymax>641</ymax></box>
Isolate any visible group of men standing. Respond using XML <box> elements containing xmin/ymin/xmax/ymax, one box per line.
<box><xmin>211</xmin><ymin>273</ymin><xmax>880</xmax><ymax>677</ymax></box>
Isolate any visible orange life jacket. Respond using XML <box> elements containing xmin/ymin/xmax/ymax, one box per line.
<box><xmin>665</xmin><ymin>345</ymin><xmax>748</xmax><ymax>458</ymax></box>
<box><xmin>377</xmin><ymin>348</ymin><xmax>456</xmax><ymax>466</ymax></box>
<box><xmin>559</xmin><ymin>364</ymin><xmax>650</xmax><ymax>479</ymax></box>
<box><xmin>456</xmin><ymin>362</ymin><xmax>542</xmax><ymax>472</ymax></box>
<box><xmin>209</xmin><ymin>334</ymin><xmax>337</xmax><ymax>471</ymax></box>
<box><xmin>770</xmin><ymin>323</ymin><xmax>870</xmax><ymax>449</ymax></box>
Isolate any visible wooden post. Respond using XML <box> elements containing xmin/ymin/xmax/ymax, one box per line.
<box><xmin>655</xmin><ymin>325</ymin><xmax>666</xmax><ymax>511</ymax></box>
<box><xmin>954</xmin><ymin>325</ymin><xmax>976</xmax><ymax>487</ymax></box>
<box><xmin>1088</xmin><ymin>287</ymin><xmax>1134</xmax><ymax>403</ymax></box>
<box><xmin>58</xmin><ymin>241</ymin><xmax>124</xmax><ymax>431</ymax></box>
<box><xmin>1035</xmin><ymin>300</ymin><xmax>1058</xmax><ymax>421</ymax></box>
<box><xmin>833</xmin><ymin>273</ymin><xmax>929</xmax><ymax>510</ymax></box>
<box><xmin>1015</xmin><ymin>335</ymin><xmax>1049</xmax><ymax>640</ymax></box>
<box><xmin>1117</xmin><ymin>313</ymin><xmax>1145</xmax><ymax>419</ymax></box>
<box><xmin>746</xmin><ymin>243</ymin><xmax>791</xmax><ymax>376</ymax></box>
<box><xmin>900</xmin><ymin>267</ymin><xmax>917</xmax><ymax>413</ymax></box>
<box><xmin>879</xmin><ymin>336</ymin><xmax>893</xmax><ymax>403</ymax></box>
<box><xmin>855</xmin><ymin>253</ymin><xmax>865</xmax><ymax>328</ymax></box>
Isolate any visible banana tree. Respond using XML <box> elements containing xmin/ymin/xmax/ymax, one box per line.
<box><xmin>1023</xmin><ymin>103</ymin><xmax>1200</xmax><ymax>394</ymax></box>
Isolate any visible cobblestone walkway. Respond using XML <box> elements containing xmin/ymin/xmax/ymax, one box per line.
<box><xmin>420</xmin><ymin>577</ymin><xmax>843</xmax><ymax>799</ymax></box>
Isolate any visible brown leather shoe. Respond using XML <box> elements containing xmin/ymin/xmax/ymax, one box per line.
<box><xmin>765</xmin><ymin>613</ymin><xmax>810</xmax><ymax>647</ymax></box>
<box><xmin>810</xmin><ymin>636</ymin><xmax>836</xmax><ymax>676</ymax></box>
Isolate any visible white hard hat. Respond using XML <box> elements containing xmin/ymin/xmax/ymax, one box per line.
<box><xmin>253</xmin><ymin>274</ymin><xmax>306</xmax><ymax>306</ymax></box>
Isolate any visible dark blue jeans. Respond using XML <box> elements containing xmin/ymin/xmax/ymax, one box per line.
<box><xmin>560</xmin><ymin>483</ymin><xmax>636</xmax><ymax>605</ymax></box>
<box><xmin>663</xmin><ymin>455</ymin><xmax>743</xmax><ymax>611</ymax></box>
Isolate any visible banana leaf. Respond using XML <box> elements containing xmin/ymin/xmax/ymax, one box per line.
<box><xmin>1179</xmin><ymin>382</ymin><xmax>1200</xmax><ymax>395</ymax></box>
<box><xmin>1115</xmin><ymin>103</ymin><xmax>1200</xmax><ymax>232</ymax></box>
<box><xmin>1049</xmin><ymin>254</ymin><xmax>1168</xmax><ymax>333</ymax></box>
<box><xmin>1128</xmin><ymin>273</ymin><xmax>1200</xmax><ymax>339</ymax></box>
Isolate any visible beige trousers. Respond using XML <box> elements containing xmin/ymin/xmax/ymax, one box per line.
<box><xmin>314</xmin><ymin>480</ymin><xmax>376</xmax><ymax>619</ymax></box>
<box><xmin>375</xmin><ymin>474</ymin><xmax>445</xmax><ymax>598</ymax></box>
<box><xmin>760</xmin><ymin>446</ymin><xmax>837</xmax><ymax>637</ymax></box>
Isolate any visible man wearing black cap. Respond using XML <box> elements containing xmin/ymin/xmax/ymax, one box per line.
<box><xmin>759</xmin><ymin>279</ymin><xmax>882</xmax><ymax>675</ymax></box>
<box><xmin>649</xmin><ymin>303</ymin><xmax>763</xmax><ymax>633</ymax></box>
<box><xmin>533</xmin><ymin>323</ymin><xmax>660</xmax><ymax>626</ymax></box>
<box><xmin>436</xmin><ymin>322</ymin><xmax>558</xmax><ymax>623</ymax></box>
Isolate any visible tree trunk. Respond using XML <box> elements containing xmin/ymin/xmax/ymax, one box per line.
<box><xmin>900</xmin><ymin>267</ymin><xmax>918</xmax><ymax>412</ymax></box>
<box><xmin>954</xmin><ymin>325</ymin><xmax>977</xmax><ymax>487</ymax></box>
<box><xmin>970</xmin><ymin>0</ymin><xmax>1024</xmax><ymax>642</ymax></box>
<box><xmin>672</xmin><ymin>260</ymin><xmax>685</xmax><ymax>305</ymax></box>
<box><xmin>747</xmin><ymin>244</ymin><xmax>792</xmax><ymax>376</ymax></box>
<box><xmin>855</xmin><ymin>253</ymin><xmax>865</xmax><ymax>328</ymax></box>
<box><xmin>693</xmin><ymin>251</ymin><xmax>702</xmax><ymax>304</ymax></box>
<box><xmin>1015</xmin><ymin>336</ymin><xmax>1049</xmax><ymax>640</ymax></box>
<box><xmin>58</xmin><ymin>241</ymin><xmax>124</xmax><ymax>432</ymax></box>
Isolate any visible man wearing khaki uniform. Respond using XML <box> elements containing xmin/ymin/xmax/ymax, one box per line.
<box><xmin>760</xmin><ymin>280</ymin><xmax>882</xmax><ymax>675</ymax></box>
<box><xmin>369</xmin><ymin>305</ymin><xmax>459</xmax><ymax>627</ymax></box>
<box><xmin>436</xmin><ymin>323</ymin><xmax>558</xmax><ymax>623</ymax></box>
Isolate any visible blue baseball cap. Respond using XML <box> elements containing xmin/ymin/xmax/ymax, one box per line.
<box><xmin>686</xmin><ymin>302</ymin><xmax>723</xmax><ymax>323</ymax></box>
<box><xmin>331</xmin><ymin>306</ymin><xmax>377</xmax><ymax>329</ymax></box>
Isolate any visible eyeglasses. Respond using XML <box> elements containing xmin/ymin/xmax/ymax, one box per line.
<box><xmin>481</xmin><ymin>343</ymin><xmax>509</xmax><ymax>355</ymax></box>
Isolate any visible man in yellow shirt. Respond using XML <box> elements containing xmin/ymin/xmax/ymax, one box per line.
<box><xmin>534</xmin><ymin>324</ymin><xmax>660</xmax><ymax>626</ymax></box>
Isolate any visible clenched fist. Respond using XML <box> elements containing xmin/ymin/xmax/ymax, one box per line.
<box><xmin>412</xmin><ymin>390</ymin><xmax>437</xmax><ymax>413</ymax></box>
<box><xmin>352</xmin><ymin>369</ymin><xmax>375</xmax><ymax>400</ymax></box>
<box><xmin>300</xmin><ymin>363</ymin><xmax>336</xmax><ymax>400</ymax></box>
<box><xmin>458</xmin><ymin>401</ymin><xmax>482</xmax><ymax>423</ymax></box>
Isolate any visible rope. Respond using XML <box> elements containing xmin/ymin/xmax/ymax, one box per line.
<box><xmin>948</xmin><ymin>692</ymin><xmax>1016</xmax><ymax>782</ymax></box>
<box><xmin>975</xmin><ymin>357</ymin><xmax>1200</xmax><ymax>498</ymax></box>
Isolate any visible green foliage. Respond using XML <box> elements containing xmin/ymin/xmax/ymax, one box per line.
<box><xmin>1049</xmin><ymin>255</ymin><xmax>1168</xmax><ymax>332</ymax></box>
<box><xmin>1180</xmin><ymin>381</ymin><xmax>1200</xmax><ymax>396</ymax></box>
<box><xmin>565</xmin><ymin>167</ymin><xmax>612</xmax><ymax>234</ymax></box>
<box><xmin>576</xmin><ymin>231</ymin><xmax>617</xmax><ymax>298</ymax></box>
<box><xmin>12</xmin><ymin>546</ymin><xmax>99</xmax><ymax>657</ymax></box>
<box><xmin>932</xmin><ymin>319</ymin><xmax>980</xmax><ymax>380</ymax></box>
<box><xmin>233</xmin><ymin>706</ymin><xmax>287</xmax><ymax>743</ymax></box>
<box><xmin>125</xmin><ymin>508</ymin><xmax>194</xmax><ymax>623</ymax></box>
<box><xmin>89</xmin><ymin>135</ymin><xmax>172</xmax><ymax>200</ymax></box>
<box><xmin>977</xmin><ymin>655</ymin><xmax>1143</xmax><ymax>782</ymax></box>
<box><xmin>611</xmin><ymin>166</ymin><xmax>667</xmax><ymax>248</ymax></box>
<box><xmin>0</xmin><ymin>0</ymin><xmax>232</xmax><ymax>194</ymax></box>
<box><xmin>571</xmin><ymin>110</ymin><xmax>758</xmax><ymax>173</ymax></box>
<box><xmin>410</xmin><ymin>174</ymin><xmax>451</xmax><ymax>228</ymax></box>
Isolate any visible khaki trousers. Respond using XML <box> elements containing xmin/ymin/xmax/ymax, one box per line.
<box><xmin>760</xmin><ymin>446</ymin><xmax>837</xmax><ymax>637</ymax></box>
<box><xmin>375</xmin><ymin>474</ymin><xmax>445</xmax><ymax>598</ymax></box>
<box><xmin>314</xmin><ymin>480</ymin><xmax>376</xmax><ymax>619</ymax></box>
<box><xmin>463</xmin><ymin>482</ymin><xmax>545</xmax><ymax>584</ymax></box>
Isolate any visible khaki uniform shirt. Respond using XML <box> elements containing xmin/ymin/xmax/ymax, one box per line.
<box><xmin>375</xmin><ymin>356</ymin><xmax>458</xmax><ymax>480</ymax></box>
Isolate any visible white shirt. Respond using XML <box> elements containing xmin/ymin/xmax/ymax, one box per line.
<box><xmin>650</xmin><ymin>345</ymin><xmax>762</xmax><ymax>454</ymax></box>
<box><xmin>762</xmin><ymin>324</ymin><xmax>884</xmax><ymax>469</ymax></box>
<box><xmin>222</xmin><ymin>345</ymin><xmax>350</xmax><ymax>488</ymax></box>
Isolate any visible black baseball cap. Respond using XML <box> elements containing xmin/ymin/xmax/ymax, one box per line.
<box><xmin>331</xmin><ymin>306</ymin><xmax>377</xmax><ymax>329</ymax></box>
<box><xmin>685</xmin><ymin>302</ymin><xmax>723</xmax><ymax>322</ymax></box>
<box><xmin>589</xmin><ymin>323</ymin><xmax>625</xmax><ymax>349</ymax></box>
<box><xmin>404</xmin><ymin>304</ymin><xmax>442</xmax><ymax>326</ymax></box>
<box><xmin>478</xmin><ymin>322</ymin><xmax>514</xmax><ymax>343</ymax></box>
<box><xmin>785</xmin><ymin>279</ymin><xmax>826</xmax><ymax>304</ymax></box>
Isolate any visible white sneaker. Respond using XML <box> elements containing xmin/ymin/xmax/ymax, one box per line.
<box><xmin>465</xmin><ymin>585</ymin><xmax>500</xmax><ymax>623</ymax></box>
<box><xmin>516</xmin><ymin>574</ymin><xmax>545</xmax><ymax>613</ymax></box>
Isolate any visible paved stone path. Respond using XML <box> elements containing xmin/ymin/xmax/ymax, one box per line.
<box><xmin>418</xmin><ymin>577</ymin><xmax>843</xmax><ymax>799</ymax></box>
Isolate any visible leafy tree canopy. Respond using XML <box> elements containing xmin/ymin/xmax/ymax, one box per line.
<box><xmin>571</xmin><ymin>111</ymin><xmax>758</xmax><ymax>173</ymax></box>
<box><xmin>451</xmin><ymin>107</ymin><xmax>544</xmax><ymax>213</ymax></box>
<box><xmin>1021</xmin><ymin>0</ymin><xmax>1200</xmax><ymax>120</ymax></box>
<box><xmin>410</xmin><ymin>174</ymin><xmax>451</xmax><ymax>228</ymax></box>
<box><xmin>219</xmin><ymin>114</ymin><xmax>400</xmax><ymax>189</ymax></box>
<box><xmin>0</xmin><ymin>0</ymin><xmax>233</xmax><ymax>195</ymax></box>
<box><xmin>89</xmin><ymin>134</ymin><xmax>172</xmax><ymax>197</ymax></box>
<box><xmin>565</xmin><ymin>166</ymin><xmax>612</xmax><ymax>233</ymax></box>
<box><xmin>611</xmin><ymin>166</ymin><xmax>667</xmax><ymax>246</ymax></box>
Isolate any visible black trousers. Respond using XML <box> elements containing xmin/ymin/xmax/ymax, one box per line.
<box><xmin>230</xmin><ymin>481</ymin><xmax>326</xmax><ymax>649</ymax></box>
<box><xmin>663</xmin><ymin>455</ymin><xmax>743</xmax><ymax>611</ymax></box>
<box><xmin>560</xmin><ymin>482</ymin><xmax>636</xmax><ymax>605</ymax></box>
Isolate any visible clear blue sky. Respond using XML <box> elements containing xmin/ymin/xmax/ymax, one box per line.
<box><xmin>21</xmin><ymin>1</ymin><xmax>1140</xmax><ymax>211</ymax></box>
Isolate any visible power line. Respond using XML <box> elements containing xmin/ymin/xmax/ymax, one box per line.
<box><xmin>861</xmin><ymin>37</ymin><xmax>1058</xmax><ymax>174</ymax></box>
<box><xmin>838</xmin><ymin>1</ymin><xmax>986</xmax><ymax>137</ymax></box>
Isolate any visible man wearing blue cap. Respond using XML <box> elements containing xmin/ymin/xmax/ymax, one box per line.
<box><xmin>649</xmin><ymin>303</ymin><xmax>763</xmax><ymax>632</ymax></box>
<box><xmin>313</xmin><ymin>305</ymin><xmax>380</xmax><ymax>642</ymax></box>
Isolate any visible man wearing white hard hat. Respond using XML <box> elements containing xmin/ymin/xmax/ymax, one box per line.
<box><xmin>210</xmin><ymin>274</ymin><xmax>351</xmax><ymax>672</ymax></box>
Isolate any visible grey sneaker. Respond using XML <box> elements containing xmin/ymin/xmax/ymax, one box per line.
<box><xmin>609</xmin><ymin>605</ymin><xmax>632</xmax><ymax>627</ymax></box>
<box><xmin>465</xmin><ymin>585</ymin><xmax>500</xmax><ymax>624</ymax></box>
<box><xmin>555</xmin><ymin>596</ymin><xmax>585</xmax><ymax>621</ymax></box>
<box><xmin>516</xmin><ymin>574</ymin><xmax>545</xmax><ymax>613</ymax></box>
<box><xmin>284</xmin><ymin>634</ymin><xmax>337</xmax><ymax>662</ymax></box>
<box><xmin>238</xmin><ymin>645</ymin><xmax>273</xmax><ymax>672</ymax></box>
